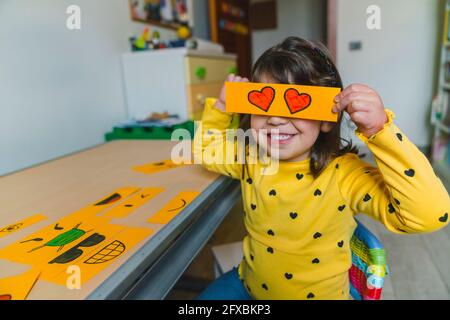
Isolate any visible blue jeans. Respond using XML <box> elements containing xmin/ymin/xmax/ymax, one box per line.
<box><xmin>196</xmin><ymin>267</ymin><xmax>253</xmax><ymax>300</ymax></box>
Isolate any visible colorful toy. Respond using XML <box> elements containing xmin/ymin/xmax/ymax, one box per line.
<box><xmin>151</xmin><ymin>30</ymin><xmax>161</xmax><ymax>49</ymax></box>
<box><xmin>177</xmin><ymin>25</ymin><xmax>191</xmax><ymax>40</ymax></box>
<box><xmin>133</xmin><ymin>27</ymin><xmax>151</xmax><ymax>50</ymax></box>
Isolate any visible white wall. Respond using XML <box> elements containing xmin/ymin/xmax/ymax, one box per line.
<box><xmin>0</xmin><ymin>0</ymin><xmax>176</xmax><ymax>175</ymax></box>
<box><xmin>336</xmin><ymin>0</ymin><xmax>440</xmax><ymax>147</ymax></box>
<box><xmin>251</xmin><ymin>0</ymin><xmax>326</xmax><ymax>63</ymax></box>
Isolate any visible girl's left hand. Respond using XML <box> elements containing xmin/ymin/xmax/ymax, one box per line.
<box><xmin>333</xmin><ymin>84</ymin><xmax>388</xmax><ymax>138</ymax></box>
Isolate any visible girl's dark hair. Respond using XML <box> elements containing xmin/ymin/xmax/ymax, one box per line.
<box><xmin>241</xmin><ymin>36</ymin><xmax>358</xmax><ymax>178</ymax></box>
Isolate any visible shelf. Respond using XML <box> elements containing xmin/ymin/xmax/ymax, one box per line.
<box><xmin>437</xmin><ymin>122</ymin><xmax>450</xmax><ymax>134</ymax></box>
<box><xmin>131</xmin><ymin>17</ymin><xmax>182</xmax><ymax>30</ymax></box>
<box><xmin>442</xmin><ymin>83</ymin><xmax>450</xmax><ymax>90</ymax></box>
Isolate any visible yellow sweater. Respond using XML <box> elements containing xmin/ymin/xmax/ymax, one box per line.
<box><xmin>193</xmin><ymin>98</ymin><xmax>450</xmax><ymax>300</ymax></box>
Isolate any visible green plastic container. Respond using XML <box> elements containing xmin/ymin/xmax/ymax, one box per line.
<box><xmin>105</xmin><ymin>121</ymin><xmax>195</xmax><ymax>141</ymax></box>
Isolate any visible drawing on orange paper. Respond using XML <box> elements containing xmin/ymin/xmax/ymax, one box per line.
<box><xmin>84</xmin><ymin>240</ymin><xmax>126</xmax><ymax>264</ymax></box>
<box><xmin>133</xmin><ymin>159</ymin><xmax>185</xmax><ymax>175</ymax></box>
<box><xmin>21</xmin><ymin>223</ymin><xmax>92</xmax><ymax>253</ymax></box>
<box><xmin>0</xmin><ymin>187</ymin><xmax>159</xmax><ymax>287</ymax></box>
<box><xmin>0</xmin><ymin>214</ymin><xmax>46</xmax><ymax>238</ymax></box>
<box><xmin>147</xmin><ymin>191</ymin><xmax>200</xmax><ymax>224</ymax></box>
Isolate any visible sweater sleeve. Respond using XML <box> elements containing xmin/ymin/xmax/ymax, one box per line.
<box><xmin>337</xmin><ymin>109</ymin><xmax>450</xmax><ymax>234</ymax></box>
<box><xmin>192</xmin><ymin>98</ymin><xmax>243</xmax><ymax>179</ymax></box>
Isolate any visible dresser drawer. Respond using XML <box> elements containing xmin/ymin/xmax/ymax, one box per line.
<box><xmin>185</xmin><ymin>57</ymin><xmax>237</xmax><ymax>85</ymax></box>
<box><xmin>187</xmin><ymin>82</ymin><xmax>223</xmax><ymax>120</ymax></box>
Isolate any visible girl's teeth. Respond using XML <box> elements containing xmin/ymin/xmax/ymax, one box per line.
<box><xmin>271</xmin><ymin>134</ymin><xmax>291</xmax><ymax>141</ymax></box>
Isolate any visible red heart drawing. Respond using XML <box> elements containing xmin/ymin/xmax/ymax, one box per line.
<box><xmin>248</xmin><ymin>86</ymin><xmax>275</xmax><ymax>112</ymax></box>
<box><xmin>284</xmin><ymin>88</ymin><xmax>312</xmax><ymax>114</ymax></box>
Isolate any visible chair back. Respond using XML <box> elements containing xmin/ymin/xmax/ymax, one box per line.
<box><xmin>349</xmin><ymin>220</ymin><xmax>388</xmax><ymax>300</ymax></box>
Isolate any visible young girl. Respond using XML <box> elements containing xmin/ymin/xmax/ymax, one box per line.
<box><xmin>193</xmin><ymin>37</ymin><xmax>450</xmax><ymax>300</ymax></box>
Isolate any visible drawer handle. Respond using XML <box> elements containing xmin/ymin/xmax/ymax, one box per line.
<box><xmin>195</xmin><ymin>67</ymin><xmax>207</xmax><ymax>80</ymax></box>
<box><xmin>196</xmin><ymin>94</ymin><xmax>206</xmax><ymax>105</ymax></box>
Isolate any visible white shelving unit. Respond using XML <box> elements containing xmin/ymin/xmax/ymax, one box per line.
<box><xmin>431</xmin><ymin>0</ymin><xmax>450</xmax><ymax>183</ymax></box>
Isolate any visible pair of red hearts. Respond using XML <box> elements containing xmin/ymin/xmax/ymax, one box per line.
<box><xmin>248</xmin><ymin>86</ymin><xmax>312</xmax><ymax>114</ymax></box>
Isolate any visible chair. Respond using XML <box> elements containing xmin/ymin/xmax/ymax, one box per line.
<box><xmin>211</xmin><ymin>219</ymin><xmax>389</xmax><ymax>300</ymax></box>
<box><xmin>350</xmin><ymin>220</ymin><xmax>389</xmax><ymax>300</ymax></box>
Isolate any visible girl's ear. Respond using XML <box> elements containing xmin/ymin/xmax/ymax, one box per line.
<box><xmin>320</xmin><ymin>121</ymin><xmax>334</xmax><ymax>133</ymax></box>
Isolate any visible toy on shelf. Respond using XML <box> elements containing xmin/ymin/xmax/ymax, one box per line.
<box><xmin>177</xmin><ymin>25</ymin><xmax>191</xmax><ymax>40</ymax></box>
<box><xmin>131</xmin><ymin>27</ymin><xmax>151</xmax><ymax>51</ymax></box>
<box><xmin>151</xmin><ymin>30</ymin><xmax>161</xmax><ymax>49</ymax></box>
<box><xmin>129</xmin><ymin>25</ymin><xmax>193</xmax><ymax>51</ymax></box>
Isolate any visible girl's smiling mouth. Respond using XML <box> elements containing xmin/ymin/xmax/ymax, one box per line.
<box><xmin>267</xmin><ymin>132</ymin><xmax>298</xmax><ymax>145</ymax></box>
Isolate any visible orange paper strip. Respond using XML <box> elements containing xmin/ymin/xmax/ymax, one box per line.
<box><xmin>225</xmin><ymin>82</ymin><xmax>340</xmax><ymax>122</ymax></box>
<box><xmin>147</xmin><ymin>191</ymin><xmax>200</xmax><ymax>224</ymax></box>
<box><xmin>0</xmin><ymin>270</ymin><xmax>41</xmax><ymax>300</ymax></box>
<box><xmin>0</xmin><ymin>214</ymin><xmax>46</xmax><ymax>238</ymax></box>
<box><xmin>0</xmin><ymin>187</ymin><xmax>156</xmax><ymax>287</ymax></box>
<box><xmin>101</xmin><ymin>187</ymin><xmax>164</xmax><ymax>219</ymax></box>
<box><xmin>133</xmin><ymin>160</ymin><xmax>184</xmax><ymax>175</ymax></box>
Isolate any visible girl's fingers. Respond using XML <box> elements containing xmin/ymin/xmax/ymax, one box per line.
<box><xmin>335</xmin><ymin>84</ymin><xmax>373</xmax><ymax>102</ymax></box>
<box><xmin>226</xmin><ymin>74</ymin><xmax>250</xmax><ymax>83</ymax></box>
<box><xmin>349</xmin><ymin>111</ymin><xmax>370</xmax><ymax>125</ymax></box>
<box><xmin>338</xmin><ymin>93</ymin><xmax>378</xmax><ymax>111</ymax></box>
<box><xmin>333</xmin><ymin>99</ymin><xmax>375</xmax><ymax>114</ymax></box>
<box><xmin>346</xmin><ymin>100</ymin><xmax>375</xmax><ymax>114</ymax></box>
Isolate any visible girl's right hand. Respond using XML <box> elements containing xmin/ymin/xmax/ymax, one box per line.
<box><xmin>214</xmin><ymin>74</ymin><xmax>249</xmax><ymax>112</ymax></box>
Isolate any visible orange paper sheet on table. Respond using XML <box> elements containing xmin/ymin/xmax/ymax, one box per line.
<box><xmin>0</xmin><ymin>214</ymin><xmax>46</xmax><ymax>238</ymax></box>
<box><xmin>101</xmin><ymin>187</ymin><xmax>164</xmax><ymax>219</ymax></box>
<box><xmin>147</xmin><ymin>191</ymin><xmax>200</xmax><ymax>224</ymax></box>
<box><xmin>0</xmin><ymin>187</ymin><xmax>157</xmax><ymax>287</ymax></box>
<box><xmin>225</xmin><ymin>82</ymin><xmax>341</xmax><ymax>122</ymax></box>
<box><xmin>0</xmin><ymin>270</ymin><xmax>41</xmax><ymax>300</ymax></box>
<box><xmin>48</xmin><ymin>225</ymin><xmax>153</xmax><ymax>286</ymax></box>
<box><xmin>0</xmin><ymin>187</ymin><xmax>141</xmax><ymax>266</ymax></box>
<box><xmin>133</xmin><ymin>160</ymin><xmax>184</xmax><ymax>175</ymax></box>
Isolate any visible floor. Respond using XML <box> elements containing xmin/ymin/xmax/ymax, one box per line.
<box><xmin>167</xmin><ymin>152</ymin><xmax>450</xmax><ymax>300</ymax></box>
<box><xmin>166</xmin><ymin>200</ymin><xmax>247</xmax><ymax>300</ymax></box>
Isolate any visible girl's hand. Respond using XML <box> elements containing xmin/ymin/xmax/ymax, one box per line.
<box><xmin>215</xmin><ymin>74</ymin><xmax>249</xmax><ymax>112</ymax></box>
<box><xmin>333</xmin><ymin>84</ymin><xmax>388</xmax><ymax>138</ymax></box>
